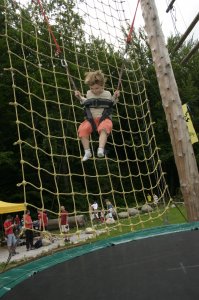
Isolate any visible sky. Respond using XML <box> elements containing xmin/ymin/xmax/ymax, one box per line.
<box><xmin>19</xmin><ymin>0</ymin><xmax>199</xmax><ymax>43</ymax></box>
<box><xmin>130</xmin><ymin>0</ymin><xmax>199</xmax><ymax>40</ymax></box>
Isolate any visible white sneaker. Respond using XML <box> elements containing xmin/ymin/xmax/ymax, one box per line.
<box><xmin>82</xmin><ymin>151</ymin><xmax>92</xmax><ymax>162</ymax></box>
<box><xmin>97</xmin><ymin>148</ymin><xmax>104</xmax><ymax>158</ymax></box>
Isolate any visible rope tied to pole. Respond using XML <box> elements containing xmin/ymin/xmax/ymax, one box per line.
<box><xmin>35</xmin><ymin>0</ymin><xmax>79</xmax><ymax>92</ymax></box>
<box><xmin>35</xmin><ymin>0</ymin><xmax>62</xmax><ymax>56</ymax></box>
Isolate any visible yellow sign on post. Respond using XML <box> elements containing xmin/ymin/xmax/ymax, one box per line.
<box><xmin>182</xmin><ymin>104</ymin><xmax>198</xmax><ymax>144</ymax></box>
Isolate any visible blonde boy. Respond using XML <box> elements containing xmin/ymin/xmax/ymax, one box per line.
<box><xmin>75</xmin><ymin>70</ymin><xmax>120</xmax><ymax>161</ymax></box>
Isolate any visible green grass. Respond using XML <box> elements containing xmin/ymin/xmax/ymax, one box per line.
<box><xmin>85</xmin><ymin>205</ymin><xmax>187</xmax><ymax>240</ymax></box>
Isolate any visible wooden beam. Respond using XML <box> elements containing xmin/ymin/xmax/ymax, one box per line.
<box><xmin>166</xmin><ymin>0</ymin><xmax>176</xmax><ymax>13</ymax></box>
<box><xmin>181</xmin><ymin>40</ymin><xmax>199</xmax><ymax>64</ymax></box>
<box><xmin>140</xmin><ymin>0</ymin><xmax>199</xmax><ymax>221</ymax></box>
<box><xmin>172</xmin><ymin>12</ymin><xmax>199</xmax><ymax>54</ymax></box>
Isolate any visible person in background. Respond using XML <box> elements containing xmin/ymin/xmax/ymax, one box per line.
<box><xmin>147</xmin><ymin>194</ymin><xmax>152</xmax><ymax>203</ymax></box>
<box><xmin>153</xmin><ymin>194</ymin><xmax>159</xmax><ymax>205</ymax></box>
<box><xmin>24</xmin><ymin>210</ymin><xmax>34</xmax><ymax>251</ymax></box>
<box><xmin>14</xmin><ymin>214</ymin><xmax>21</xmax><ymax>228</ymax></box>
<box><xmin>99</xmin><ymin>209</ymin><xmax>105</xmax><ymax>223</ymax></box>
<box><xmin>4</xmin><ymin>215</ymin><xmax>18</xmax><ymax>256</ymax></box>
<box><xmin>59</xmin><ymin>206</ymin><xmax>69</xmax><ymax>234</ymax></box>
<box><xmin>14</xmin><ymin>214</ymin><xmax>22</xmax><ymax>236</ymax></box>
<box><xmin>90</xmin><ymin>201</ymin><xmax>99</xmax><ymax>220</ymax></box>
<box><xmin>37</xmin><ymin>209</ymin><xmax>48</xmax><ymax>231</ymax></box>
<box><xmin>105</xmin><ymin>199</ymin><xmax>114</xmax><ymax>219</ymax></box>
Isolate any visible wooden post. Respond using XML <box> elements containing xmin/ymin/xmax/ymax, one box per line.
<box><xmin>140</xmin><ymin>0</ymin><xmax>199</xmax><ymax>221</ymax></box>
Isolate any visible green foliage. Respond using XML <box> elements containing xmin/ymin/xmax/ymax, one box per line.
<box><xmin>0</xmin><ymin>1</ymin><xmax>198</xmax><ymax>210</ymax></box>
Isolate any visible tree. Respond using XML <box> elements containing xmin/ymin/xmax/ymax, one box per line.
<box><xmin>0</xmin><ymin>0</ymin><xmax>199</xmax><ymax>209</ymax></box>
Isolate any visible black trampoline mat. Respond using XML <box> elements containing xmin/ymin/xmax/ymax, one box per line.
<box><xmin>2</xmin><ymin>230</ymin><xmax>199</xmax><ymax>300</ymax></box>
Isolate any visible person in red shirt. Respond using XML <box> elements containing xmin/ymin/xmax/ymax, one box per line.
<box><xmin>37</xmin><ymin>210</ymin><xmax>48</xmax><ymax>231</ymax></box>
<box><xmin>4</xmin><ymin>215</ymin><xmax>18</xmax><ymax>256</ymax></box>
<box><xmin>14</xmin><ymin>214</ymin><xmax>21</xmax><ymax>235</ymax></box>
<box><xmin>14</xmin><ymin>214</ymin><xmax>20</xmax><ymax>226</ymax></box>
<box><xmin>24</xmin><ymin>210</ymin><xmax>34</xmax><ymax>251</ymax></box>
<box><xmin>59</xmin><ymin>206</ymin><xmax>69</xmax><ymax>233</ymax></box>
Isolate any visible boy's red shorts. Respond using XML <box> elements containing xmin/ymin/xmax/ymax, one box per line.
<box><xmin>78</xmin><ymin>118</ymin><xmax>113</xmax><ymax>138</ymax></box>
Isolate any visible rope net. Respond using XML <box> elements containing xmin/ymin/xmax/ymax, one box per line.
<box><xmin>2</xmin><ymin>0</ymin><xmax>177</xmax><ymax>240</ymax></box>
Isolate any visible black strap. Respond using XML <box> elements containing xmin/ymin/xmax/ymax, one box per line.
<box><xmin>84</xmin><ymin>108</ymin><xmax>97</xmax><ymax>131</ymax></box>
<box><xmin>83</xmin><ymin>98</ymin><xmax>114</xmax><ymax>132</ymax></box>
<box><xmin>83</xmin><ymin>98</ymin><xmax>114</xmax><ymax>109</ymax></box>
<box><xmin>84</xmin><ymin>107</ymin><xmax>112</xmax><ymax>132</ymax></box>
<box><xmin>99</xmin><ymin>108</ymin><xmax>112</xmax><ymax>123</ymax></box>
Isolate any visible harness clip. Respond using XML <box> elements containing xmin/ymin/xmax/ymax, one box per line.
<box><xmin>61</xmin><ymin>59</ymin><xmax>68</xmax><ymax>68</ymax></box>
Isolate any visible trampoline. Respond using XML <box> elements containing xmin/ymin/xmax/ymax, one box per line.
<box><xmin>1</xmin><ymin>223</ymin><xmax>199</xmax><ymax>300</ymax></box>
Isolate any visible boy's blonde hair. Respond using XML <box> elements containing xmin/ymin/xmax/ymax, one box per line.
<box><xmin>84</xmin><ymin>70</ymin><xmax>106</xmax><ymax>86</ymax></box>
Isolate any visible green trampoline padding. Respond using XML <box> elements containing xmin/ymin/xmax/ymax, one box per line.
<box><xmin>0</xmin><ymin>222</ymin><xmax>199</xmax><ymax>298</ymax></box>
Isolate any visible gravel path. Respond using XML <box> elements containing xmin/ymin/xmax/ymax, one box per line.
<box><xmin>0</xmin><ymin>230</ymin><xmax>101</xmax><ymax>264</ymax></box>
<box><xmin>0</xmin><ymin>238</ymin><xmax>67</xmax><ymax>264</ymax></box>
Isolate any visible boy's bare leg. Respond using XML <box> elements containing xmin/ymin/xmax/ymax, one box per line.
<box><xmin>81</xmin><ymin>136</ymin><xmax>92</xmax><ymax>161</ymax></box>
<box><xmin>99</xmin><ymin>129</ymin><xmax>107</xmax><ymax>148</ymax></box>
<box><xmin>98</xmin><ymin>129</ymin><xmax>107</xmax><ymax>157</ymax></box>
<box><xmin>81</xmin><ymin>136</ymin><xmax>90</xmax><ymax>150</ymax></box>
